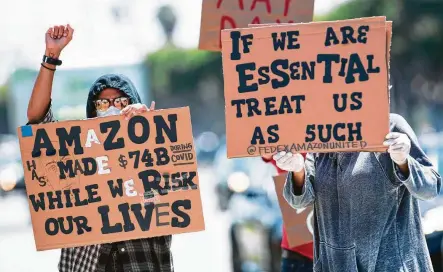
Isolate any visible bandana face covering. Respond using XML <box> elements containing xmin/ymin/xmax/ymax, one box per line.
<box><xmin>96</xmin><ymin>106</ymin><xmax>122</xmax><ymax>117</ymax></box>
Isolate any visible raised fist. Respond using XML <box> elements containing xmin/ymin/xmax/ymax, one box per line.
<box><xmin>45</xmin><ymin>24</ymin><xmax>74</xmax><ymax>57</ymax></box>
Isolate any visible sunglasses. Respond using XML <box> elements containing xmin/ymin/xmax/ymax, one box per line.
<box><xmin>94</xmin><ymin>96</ymin><xmax>130</xmax><ymax>112</ymax></box>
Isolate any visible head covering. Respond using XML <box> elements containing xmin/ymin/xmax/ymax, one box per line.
<box><xmin>86</xmin><ymin>74</ymin><xmax>142</xmax><ymax>118</ymax></box>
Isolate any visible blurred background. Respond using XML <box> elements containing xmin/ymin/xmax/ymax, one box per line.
<box><xmin>0</xmin><ymin>0</ymin><xmax>443</xmax><ymax>271</ymax></box>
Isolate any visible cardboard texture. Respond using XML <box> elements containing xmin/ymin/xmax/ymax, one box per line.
<box><xmin>199</xmin><ymin>0</ymin><xmax>315</xmax><ymax>51</ymax></box>
<box><xmin>221</xmin><ymin>17</ymin><xmax>390</xmax><ymax>158</ymax></box>
<box><xmin>17</xmin><ymin>107</ymin><xmax>205</xmax><ymax>251</ymax></box>
<box><xmin>273</xmin><ymin>174</ymin><xmax>313</xmax><ymax>247</ymax></box>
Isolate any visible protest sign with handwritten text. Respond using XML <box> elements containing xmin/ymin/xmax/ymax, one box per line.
<box><xmin>221</xmin><ymin>17</ymin><xmax>390</xmax><ymax>158</ymax></box>
<box><xmin>17</xmin><ymin>107</ymin><xmax>205</xmax><ymax>250</ymax></box>
<box><xmin>199</xmin><ymin>0</ymin><xmax>314</xmax><ymax>51</ymax></box>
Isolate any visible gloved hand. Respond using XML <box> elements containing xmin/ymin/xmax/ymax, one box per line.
<box><xmin>273</xmin><ymin>151</ymin><xmax>305</xmax><ymax>172</ymax></box>
<box><xmin>121</xmin><ymin>101</ymin><xmax>155</xmax><ymax>120</ymax></box>
<box><xmin>383</xmin><ymin>132</ymin><xmax>411</xmax><ymax>165</ymax></box>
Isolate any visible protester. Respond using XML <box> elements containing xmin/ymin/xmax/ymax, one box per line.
<box><xmin>27</xmin><ymin>24</ymin><xmax>173</xmax><ymax>272</ymax></box>
<box><xmin>262</xmin><ymin>154</ymin><xmax>314</xmax><ymax>272</ymax></box>
<box><xmin>274</xmin><ymin>113</ymin><xmax>441</xmax><ymax>271</ymax></box>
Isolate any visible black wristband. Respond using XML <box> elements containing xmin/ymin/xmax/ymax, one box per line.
<box><xmin>41</xmin><ymin>63</ymin><xmax>56</xmax><ymax>71</ymax></box>
<box><xmin>43</xmin><ymin>55</ymin><xmax>62</xmax><ymax>66</ymax></box>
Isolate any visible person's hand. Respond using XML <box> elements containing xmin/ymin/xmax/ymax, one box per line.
<box><xmin>121</xmin><ymin>101</ymin><xmax>155</xmax><ymax>120</ymax></box>
<box><xmin>383</xmin><ymin>132</ymin><xmax>411</xmax><ymax>165</ymax></box>
<box><xmin>273</xmin><ymin>151</ymin><xmax>305</xmax><ymax>172</ymax></box>
<box><xmin>45</xmin><ymin>24</ymin><xmax>74</xmax><ymax>58</ymax></box>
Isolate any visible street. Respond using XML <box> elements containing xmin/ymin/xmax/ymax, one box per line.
<box><xmin>0</xmin><ymin>167</ymin><xmax>232</xmax><ymax>272</ymax></box>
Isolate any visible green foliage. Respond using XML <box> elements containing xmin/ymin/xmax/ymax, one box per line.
<box><xmin>319</xmin><ymin>0</ymin><xmax>397</xmax><ymax>21</ymax></box>
<box><xmin>0</xmin><ymin>85</ymin><xmax>8</xmax><ymax>102</ymax></box>
<box><xmin>146</xmin><ymin>47</ymin><xmax>222</xmax><ymax>95</ymax></box>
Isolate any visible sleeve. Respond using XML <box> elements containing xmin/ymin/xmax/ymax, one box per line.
<box><xmin>283</xmin><ymin>152</ymin><xmax>316</xmax><ymax>209</ymax></box>
<box><xmin>391</xmin><ymin>114</ymin><xmax>441</xmax><ymax>200</ymax></box>
<box><xmin>26</xmin><ymin>102</ymin><xmax>57</xmax><ymax>125</ymax></box>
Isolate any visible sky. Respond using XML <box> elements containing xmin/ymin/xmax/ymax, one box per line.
<box><xmin>0</xmin><ymin>0</ymin><xmax>350</xmax><ymax>83</ymax></box>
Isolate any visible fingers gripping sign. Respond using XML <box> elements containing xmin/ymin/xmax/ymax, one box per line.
<box><xmin>121</xmin><ymin>101</ymin><xmax>156</xmax><ymax>120</ymax></box>
<box><xmin>149</xmin><ymin>101</ymin><xmax>156</xmax><ymax>111</ymax></box>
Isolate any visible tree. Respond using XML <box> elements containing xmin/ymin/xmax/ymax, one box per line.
<box><xmin>157</xmin><ymin>5</ymin><xmax>177</xmax><ymax>47</ymax></box>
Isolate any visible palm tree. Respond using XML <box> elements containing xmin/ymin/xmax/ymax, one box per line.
<box><xmin>157</xmin><ymin>5</ymin><xmax>177</xmax><ymax>47</ymax></box>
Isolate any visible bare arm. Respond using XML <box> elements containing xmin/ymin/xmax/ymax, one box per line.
<box><xmin>27</xmin><ymin>49</ymin><xmax>59</xmax><ymax>123</ymax></box>
<box><xmin>273</xmin><ymin>151</ymin><xmax>314</xmax><ymax>208</ymax></box>
<box><xmin>283</xmin><ymin>153</ymin><xmax>316</xmax><ymax>209</ymax></box>
<box><xmin>27</xmin><ymin>25</ymin><xmax>74</xmax><ymax>123</ymax></box>
<box><xmin>291</xmin><ymin>170</ymin><xmax>305</xmax><ymax>190</ymax></box>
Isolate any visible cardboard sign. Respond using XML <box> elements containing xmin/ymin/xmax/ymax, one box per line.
<box><xmin>221</xmin><ymin>17</ymin><xmax>390</xmax><ymax>158</ymax></box>
<box><xmin>248</xmin><ymin>20</ymin><xmax>393</xmax><ymax>154</ymax></box>
<box><xmin>199</xmin><ymin>0</ymin><xmax>315</xmax><ymax>51</ymax></box>
<box><xmin>273</xmin><ymin>174</ymin><xmax>313</xmax><ymax>247</ymax></box>
<box><xmin>386</xmin><ymin>21</ymin><xmax>392</xmax><ymax>83</ymax></box>
<box><xmin>17</xmin><ymin>107</ymin><xmax>205</xmax><ymax>251</ymax></box>
<box><xmin>248</xmin><ymin>21</ymin><xmax>392</xmax><ymax>58</ymax></box>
